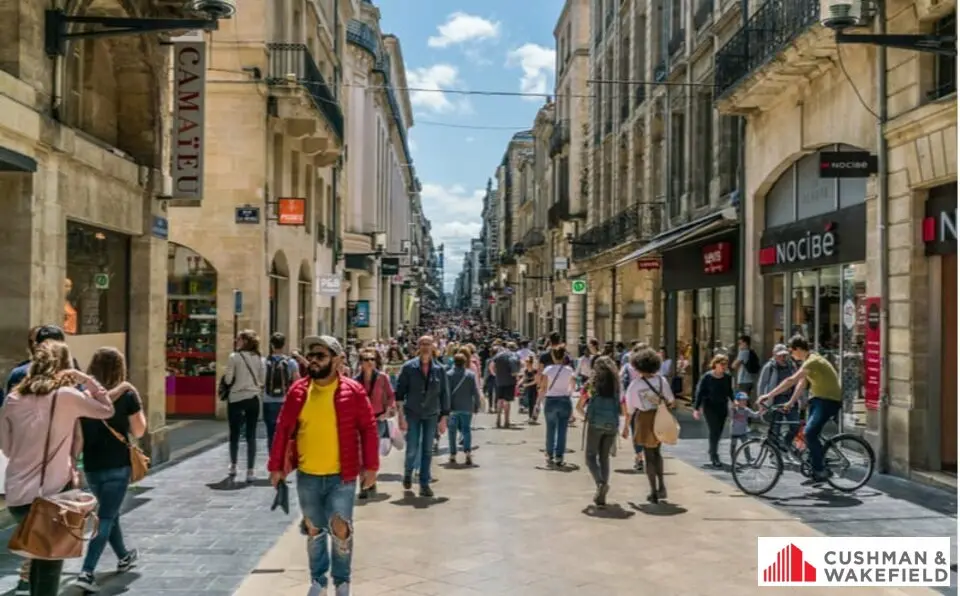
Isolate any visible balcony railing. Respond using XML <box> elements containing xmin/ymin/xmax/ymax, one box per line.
<box><xmin>572</xmin><ymin>202</ymin><xmax>664</xmax><ymax>261</ymax></box>
<box><xmin>694</xmin><ymin>0</ymin><xmax>713</xmax><ymax>29</ymax></box>
<box><xmin>549</xmin><ymin>121</ymin><xmax>570</xmax><ymax>157</ymax></box>
<box><xmin>266</xmin><ymin>43</ymin><xmax>344</xmax><ymax>141</ymax></box>
<box><xmin>714</xmin><ymin>0</ymin><xmax>820</xmax><ymax>98</ymax></box>
<box><xmin>548</xmin><ymin>194</ymin><xmax>570</xmax><ymax>227</ymax></box>
<box><xmin>523</xmin><ymin>227</ymin><xmax>546</xmax><ymax>248</ymax></box>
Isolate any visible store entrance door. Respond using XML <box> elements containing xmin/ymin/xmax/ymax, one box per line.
<box><xmin>940</xmin><ymin>253</ymin><xmax>957</xmax><ymax>472</ymax></box>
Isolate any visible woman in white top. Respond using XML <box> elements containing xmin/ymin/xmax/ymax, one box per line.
<box><xmin>540</xmin><ymin>346</ymin><xmax>576</xmax><ymax>468</ymax></box>
<box><xmin>622</xmin><ymin>348</ymin><xmax>675</xmax><ymax>504</ymax></box>
<box><xmin>224</xmin><ymin>329</ymin><xmax>266</xmax><ymax>482</ymax></box>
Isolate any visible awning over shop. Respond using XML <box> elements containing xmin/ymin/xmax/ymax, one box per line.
<box><xmin>615</xmin><ymin>207</ymin><xmax>738</xmax><ymax>267</ymax></box>
<box><xmin>0</xmin><ymin>147</ymin><xmax>37</xmax><ymax>172</ymax></box>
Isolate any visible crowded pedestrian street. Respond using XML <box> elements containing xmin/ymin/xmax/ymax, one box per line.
<box><xmin>0</xmin><ymin>407</ymin><xmax>951</xmax><ymax>596</ymax></box>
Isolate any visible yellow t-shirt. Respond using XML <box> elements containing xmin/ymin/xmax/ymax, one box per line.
<box><xmin>297</xmin><ymin>379</ymin><xmax>340</xmax><ymax>475</ymax></box>
<box><xmin>801</xmin><ymin>353</ymin><xmax>842</xmax><ymax>402</ymax></box>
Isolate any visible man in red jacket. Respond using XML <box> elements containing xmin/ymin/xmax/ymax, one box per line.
<box><xmin>268</xmin><ymin>335</ymin><xmax>379</xmax><ymax>596</ymax></box>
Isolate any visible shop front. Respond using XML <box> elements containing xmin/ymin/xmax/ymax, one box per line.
<box><xmin>661</xmin><ymin>230</ymin><xmax>739</xmax><ymax>398</ymax></box>
<box><xmin>922</xmin><ymin>183</ymin><xmax>957</xmax><ymax>473</ymax></box>
<box><xmin>755</xmin><ymin>151</ymin><xmax>869</xmax><ymax>431</ymax></box>
<box><xmin>165</xmin><ymin>244</ymin><xmax>218</xmax><ymax>417</ymax></box>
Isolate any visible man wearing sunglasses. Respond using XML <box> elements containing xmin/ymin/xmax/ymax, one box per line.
<box><xmin>268</xmin><ymin>335</ymin><xmax>379</xmax><ymax>596</ymax></box>
<box><xmin>395</xmin><ymin>335</ymin><xmax>451</xmax><ymax>497</ymax></box>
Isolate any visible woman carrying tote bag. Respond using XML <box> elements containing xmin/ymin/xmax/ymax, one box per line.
<box><xmin>0</xmin><ymin>341</ymin><xmax>115</xmax><ymax>596</ymax></box>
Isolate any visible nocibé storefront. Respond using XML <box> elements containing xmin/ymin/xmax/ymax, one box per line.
<box><xmin>753</xmin><ymin>151</ymin><xmax>869</xmax><ymax>432</ymax></box>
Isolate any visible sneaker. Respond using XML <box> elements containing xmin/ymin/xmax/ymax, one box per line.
<box><xmin>402</xmin><ymin>475</ymin><xmax>412</xmax><ymax>490</ymax></box>
<box><xmin>448</xmin><ymin>456</ymin><xmax>456</xmax><ymax>465</ymax></box>
<box><xmin>658</xmin><ymin>485</ymin><xmax>667</xmax><ymax>500</ymax></box>
<box><xmin>545</xmin><ymin>456</ymin><xmax>555</xmax><ymax>468</ymax></box>
<box><xmin>227</xmin><ymin>464</ymin><xmax>237</xmax><ymax>477</ymax></box>
<box><xmin>117</xmin><ymin>549</ymin><xmax>140</xmax><ymax>572</ymax></box>
<box><xmin>334</xmin><ymin>582</ymin><xmax>350</xmax><ymax>596</ymax></box>
<box><xmin>419</xmin><ymin>485</ymin><xmax>434</xmax><ymax>498</ymax></box>
<box><xmin>357</xmin><ymin>488</ymin><xmax>369</xmax><ymax>500</ymax></box>
<box><xmin>246</xmin><ymin>469</ymin><xmax>256</xmax><ymax>483</ymax></box>
<box><xmin>465</xmin><ymin>454</ymin><xmax>473</xmax><ymax>466</ymax></box>
<box><xmin>15</xmin><ymin>579</ymin><xmax>29</xmax><ymax>596</ymax></box>
<box><xmin>596</xmin><ymin>483</ymin><xmax>610</xmax><ymax>507</ymax></box>
<box><xmin>307</xmin><ymin>580</ymin><xmax>327</xmax><ymax>596</ymax></box>
<box><xmin>72</xmin><ymin>571</ymin><xmax>100</xmax><ymax>593</ymax></box>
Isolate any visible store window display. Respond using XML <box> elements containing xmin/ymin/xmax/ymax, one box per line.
<box><xmin>166</xmin><ymin>244</ymin><xmax>218</xmax><ymax>416</ymax></box>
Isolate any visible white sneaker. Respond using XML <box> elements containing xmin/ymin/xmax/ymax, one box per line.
<box><xmin>334</xmin><ymin>583</ymin><xmax>350</xmax><ymax>596</ymax></box>
<box><xmin>307</xmin><ymin>580</ymin><xmax>327</xmax><ymax>596</ymax></box>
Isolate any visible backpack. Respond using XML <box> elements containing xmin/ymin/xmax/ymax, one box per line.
<box><xmin>746</xmin><ymin>349</ymin><xmax>761</xmax><ymax>375</ymax></box>
<box><xmin>265</xmin><ymin>355</ymin><xmax>292</xmax><ymax>398</ymax></box>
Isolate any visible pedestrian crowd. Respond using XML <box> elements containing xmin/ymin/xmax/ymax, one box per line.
<box><xmin>0</xmin><ymin>311</ymin><xmax>843</xmax><ymax>596</ymax></box>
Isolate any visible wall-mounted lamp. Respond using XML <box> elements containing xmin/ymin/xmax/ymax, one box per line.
<box><xmin>563</xmin><ymin>220</ymin><xmax>595</xmax><ymax>246</ymax></box>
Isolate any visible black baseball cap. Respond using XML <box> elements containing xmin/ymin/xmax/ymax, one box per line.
<box><xmin>35</xmin><ymin>325</ymin><xmax>65</xmax><ymax>344</ymax></box>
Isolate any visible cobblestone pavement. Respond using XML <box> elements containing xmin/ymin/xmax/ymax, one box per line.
<box><xmin>0</xmin><ymin>431</ymin><xmax>291</xmax><ymax>596</ymax></box>
<box><xmin>233</xmin><ymin>412</ymin><xmax>950</xmax><ymax>596</ymax></box>
<box><xmin>669</xmin><ymin>409</ymin><xmax>958</xmax><ymax>595</ymax></box>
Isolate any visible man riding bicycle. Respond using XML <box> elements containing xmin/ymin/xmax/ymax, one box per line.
<box><xmin>758</xmin><ymin>335</ymin><xmax>842</xmax><ymax>485</ymax></box>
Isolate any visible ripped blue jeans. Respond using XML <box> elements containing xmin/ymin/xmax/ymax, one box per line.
<box><xmin>296</xmin><ymin>472</ymin><xmax>357</xmax><ymax>588</ymax></box>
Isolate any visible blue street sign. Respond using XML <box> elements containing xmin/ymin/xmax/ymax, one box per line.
<box><xmin>235</xmin><ymin>206</ymin><xmax>261</xmax><ymax>224</ymax></box>
<box><xmin>233</xmin><ymin>289</ymin><xmax>243</xmax><ymax>315</ymax></box>
<box><xmin>151</xmin><ymin>216</ymin><xmax>168</xmax><ymax>240</ymax></box>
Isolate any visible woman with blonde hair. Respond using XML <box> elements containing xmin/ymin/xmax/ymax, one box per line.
<box><xmin>224</xmin><ymin>329</ymin><xmax>266</xmax><ymax>482</ymax></box>
<box><xmin>72</xmin><ymin>347</ymin><xmax>147</xmax><ymax>592</ymax></box>
<box><xmin>0</xmin><ymin>341</ymin><xmax>117</xmax><ymax>596</ymax></box>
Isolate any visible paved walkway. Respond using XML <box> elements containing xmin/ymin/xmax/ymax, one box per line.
<box><xmin>233</xmin><ymin>412</ymin><xmax>954</xmax><ymax>596</ymax></box>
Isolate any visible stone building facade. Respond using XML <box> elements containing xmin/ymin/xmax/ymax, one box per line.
<box><xmin>166</xmin><ymin>0</ymin><xmax>350</xmax><ymax>417</ymax></box>
<box><xmin>0</xmin><ymin>0</ymin><xmax>187</xmax><ymax>460</ymax></box>
<box><xmin>716</xmin><ymin>0</ymin><xmax>956</xmax><ymax>480</ymax></box>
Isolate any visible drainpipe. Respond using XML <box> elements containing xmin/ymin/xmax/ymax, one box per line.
<box><xmin>875</xmin><ymin>0</ymin><xmax>890</xmax><ymax>474</ymax></box>
<box><xmin>736</xmin><ymin>116</ymin><xmax>747</xmax><ymax>339</ymax></box>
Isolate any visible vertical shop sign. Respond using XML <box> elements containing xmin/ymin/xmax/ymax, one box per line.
<box><xmin>863</xmin><ymin>297</ymin><xmax>882</xmax><ymax>410</ymax></box>
<box><xmin>172</xmin><ymin>37</ymin><xmax>206</xmax><ymax>199</ymax></box>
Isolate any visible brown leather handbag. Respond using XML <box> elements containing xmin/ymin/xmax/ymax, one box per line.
<box><xmin>8</xmin><ymin>390</ymin><xmax>100</xmax><ymax>560</ymax></box>
<box><xmin>102</xmin><ymin>421</ymin><xmax>150</xmax><ymax>483</ymax></box>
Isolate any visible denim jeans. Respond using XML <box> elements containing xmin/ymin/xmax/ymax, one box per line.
<box><xmin>296</xmin><ymin>472</ymin><xmax>356</xmax><ymax>588</ymax></box>
<box><xmin>448</xmin><ymin>412</ymin><xmax>473</xmax><ymax>454</ymax></box>
<box><xmin>584</xmin><ymin>424</ymin><xmax>616</xmax><ymax>485</ymax></box>
<box><xmin>544</xmin><ymin>397</ymin><xmax>573</xmax><ymax>459</ymax></box>
<box><xmin>804</xmin><ymin>398</ymin><xmax>842</xmax><ymax>473</ymax></box>
<box><xmin>262</xmin><ymin>401</ymin><xmax>284</xmax><ymax>453</ymax></box>
<box><xmin>82</xmin><ymin>466</ymin><xmax>132</xmax><ymax>573</ymax></box>
<box><xmin>8</xmin><ymin>505</ymin><xmax>63</xmax><ymax>596</ymax></box>
<box><xmin>404</xmin><ymin>416</ymin><xmax>439</xmax><ymax>486</ymax></box>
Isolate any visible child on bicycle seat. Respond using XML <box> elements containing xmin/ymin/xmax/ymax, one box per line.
<box><xmin>730</xmin><ymin>392</ymin><xmax>760</xmax><ymax>462</ymax></box>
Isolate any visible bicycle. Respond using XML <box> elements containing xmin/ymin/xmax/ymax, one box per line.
<box><xmin>731</xmin><ymin>404</ymin><xmax>875</xmax><ymax>496</ymax></box>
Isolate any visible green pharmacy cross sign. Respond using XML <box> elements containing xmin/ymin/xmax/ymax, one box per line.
<box><xmin>93</xmin><ymin>273</ymin><xmax>110</xmax><ymax>290</ymax></box>
<box><xmin>571</xmin><ymin>279</ymin><xmax>587</xmax><ymax>295</ymax></box>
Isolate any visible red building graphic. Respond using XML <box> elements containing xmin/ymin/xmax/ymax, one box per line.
<box><xmin>763</xmin><ymin>544</ymin><xmax>817</xmax><ymax>583</ymax></box>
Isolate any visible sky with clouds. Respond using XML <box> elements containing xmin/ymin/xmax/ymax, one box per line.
<box><xmin>378</xmin><ymin>1</ymin><xmax>561</xmax><ymax>293</ymax></box>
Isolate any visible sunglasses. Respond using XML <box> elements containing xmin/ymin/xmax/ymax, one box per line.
<box><xmin>361</xmin><ymin>357</ymin><xmax>375</xmax><ymax>362</ymax></box>
<box><xmin>306</xmin><ymin>352</ymin><xmax>332</xmax><ymax>361</ymax></box>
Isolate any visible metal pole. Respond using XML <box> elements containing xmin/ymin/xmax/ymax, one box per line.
<box><xmin>876</xmin><ymin>0</ymin><xmax>890</xmax><ymax>474</ymax></box>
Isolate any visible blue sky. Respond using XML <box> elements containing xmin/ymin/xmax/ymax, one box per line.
<box><xmin>378</xmin><ymin>1</ymin><xmax>561</xmax><ymax>292</ymax></box>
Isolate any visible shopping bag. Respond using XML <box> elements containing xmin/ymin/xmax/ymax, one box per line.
<box><xmin>653</xmin><ymin>402</ymin><xmax>680</xmax><ymax>445</ymax></box>
<box><xmin>388</xmin><ymin>418</ymin><xmax>406</xmax><ymax>451</ymax></box>
<box><xmin>379</xmin><ymin>437</ymin><xmax>393</xmax><ymax>457</ymax></box>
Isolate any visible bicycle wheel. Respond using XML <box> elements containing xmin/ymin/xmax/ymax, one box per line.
<box><xmin>823</xmin><ymin>433</ymin><xmax>875</xmax><ymax>492</ymax></box>
<box><xmin>732</xmin><ymin>438</ymin><xmax>784</xmax><ymax>496</ymax></box>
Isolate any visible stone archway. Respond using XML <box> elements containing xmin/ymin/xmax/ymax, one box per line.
<box><xmin>61</xmin><ymin>0</ymin><xmax>163</xmax><ymax>166</ymax></box>
<box><xmin>297</xmin><ymin>260</ymin><xmax>313</xmax><ymax>346</ymax></box>
<box><xmin>270</xmin><ymin>251</ymin><xmax>291</xmax><ymax>337</ymax></box>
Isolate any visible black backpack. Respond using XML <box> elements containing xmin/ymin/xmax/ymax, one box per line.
<box><xmin>265</xmin><ymin>355</ymin><xmax>292</xmax><ymax>398</ymax></box>
<box><xmin>746</xmin><ymin>349</ymin><xmax>761</xmax><ymax>375</ymax></box>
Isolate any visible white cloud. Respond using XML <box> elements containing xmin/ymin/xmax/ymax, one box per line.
<box><xmin>405</xmin><ymin>64</ymin><xmax>470</xmax><ymax>114</ymax></box>
<box><xmin>506</xmin><ymin>43</ymin><xmax>556</xmax><ymax>101</ymax></box>
<box><xmin>465</xmin><ymin>136</ymin><xmax>475</xmax><ymax>143</ymax></box>
<box><xmin>428</xmin><ymin>13</ymin><xmax>501</xmax><ymax>48</ymax></box>
<box><xmin>419</xmin><ymin>183</ymin><xmax>486</xmax><ymax>291</ymax></box>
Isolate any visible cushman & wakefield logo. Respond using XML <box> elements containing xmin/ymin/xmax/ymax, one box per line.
<box><xmin>758</xmin><ymin>222</ymin><xmax>836</xmax><ymax>267</ymax></box>
<box><xmin>758</xmin><ymin>537</ymin><xmax>950</xmax><ymax>587</ymax></box>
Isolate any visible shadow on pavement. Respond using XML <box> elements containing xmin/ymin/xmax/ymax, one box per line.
<box><xmin>373</xmin><ymin>473</ymin><xmax>404</xmax><ymax>483</ymax></box>
<box><xmin>440</xmin><ymin>462</ymin><xmax>478</xmax><ymax>470</ymax></box>
<box><xmin>628</xmin><ymin>501</ymin><xmax>688</xmax><ymax>517</ymax></box>
<box><xmin>205</xmin><ymin>477</ymin><xmax>248</xmax><ymax>491</ymax></box>
<box><xmin>60</xmin><ymin>570</ymin><xmax>142</xmax><ymax>595</ymax></box>
<box><xmin>581</xmin><ymin>504</ymin><xmax>635</xmax><ymax>520</ymax></box>
<box><xmin>389</xmin><ymin>494</ymin><xmax>450</xmax><ymax>510</ymax></box>
<box><xmin>766</xmin><ymin>489</ymin><xmax>864</xmax><ymax>509</ymax></box>
<box><xmin>534</xmin><ymin>464</ymin><xmax>580</xmax><ymax>473</ymax></box>
<box><xmin>355</xmin><ymin>493</ymin><xmax>391</xmax><ymax>506</ymax></box>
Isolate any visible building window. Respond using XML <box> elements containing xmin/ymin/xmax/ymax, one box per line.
<box><xmin>931</xmin><ymin>13</ymin><xmax>956</xmax><ymax>100</ymax></box>
<box><xmin>65</xmin><ymin>221</ymin><xmax>130</xmax><ymax>335</ymax></box>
